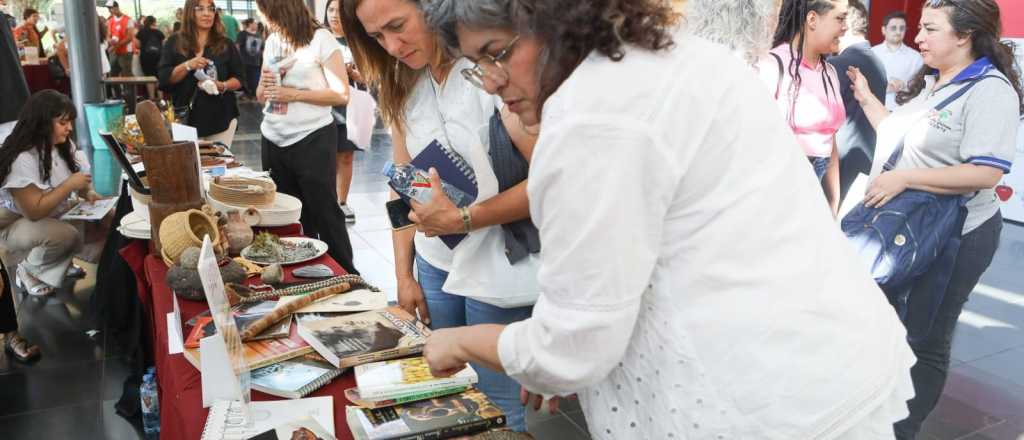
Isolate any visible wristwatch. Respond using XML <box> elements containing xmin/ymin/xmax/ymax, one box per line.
<box><xmin>184</xmin><ymin>61</ymin><xmax>192</xmax><ymax>71</ymax></box>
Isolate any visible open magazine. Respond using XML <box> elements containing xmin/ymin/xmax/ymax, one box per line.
<box><xmin>61</xmin><ymin>197</ymin><xmax>118</xmax><ymax>221</ymax></box>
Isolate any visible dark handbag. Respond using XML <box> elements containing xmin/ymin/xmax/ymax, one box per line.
<box><xmin>841</xmin><ymin>75</ymin><xmax>999</xmax><ymax>339</ymax></box>
<box><xmin>488</xmin><ymin>110</ymin><xmax>540</xmax><ymax>265</ymax></box>
<box><xmin>47</xmin><ymin>55</ymin><xmax>67</xmax><ymax>80</ymax></box>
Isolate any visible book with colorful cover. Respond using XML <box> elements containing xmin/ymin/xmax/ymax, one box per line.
<box><xmin>345</xmin><ymin>385</ymin><xmax>471</xmax><ymax>409</ymax></box>
<box><xmin>297</xmin><ymin>307</ymin><xmax>429</xmax><ymax>369</ymax></box>
<box><xmin>346</xmin><ymin>388</ymin><xmax>505</xmax><ymax>440</ymax></box>
<box><xmin>250</xmin><ymin>357</ymin><xmax>345</xmax><ymax>399</ymax></box>
<box><xmin>184</xmin><ymin>314</ymin><xmax>292</xmax><ymax>349</ymax></box>
<box><xmin>184</xmin><ymin>319</ymin><xmax>313</xmax><ymax>372</ymax></box>
<box><xmin>399</xmin><ymin>139</ymin><xmax>478</xmax><ymax>249</ymax></box>
<box><xmin>355</xmin><ymin>357</ymin><xmax>477</xmax><ymax>400</ymax></box>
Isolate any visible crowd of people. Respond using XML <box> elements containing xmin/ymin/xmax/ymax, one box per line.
<box><xmin>0</xmin><ymin>0</ymin><xmax>1022</xmax><ymax>439</ymax></box>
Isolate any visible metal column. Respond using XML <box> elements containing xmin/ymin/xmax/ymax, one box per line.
<box><xmin>62</xmin><ymin>0</ymin><xmax>103</xmax><ymax>158</ymax></box>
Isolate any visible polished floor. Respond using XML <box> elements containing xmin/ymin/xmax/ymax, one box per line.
<box><xmin>0</xmin><ymin>100</ymin><xmax>1022</xmax><ymax>439</ymax></box>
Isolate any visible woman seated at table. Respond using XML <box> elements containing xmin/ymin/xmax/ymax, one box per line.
<box><xmin>0</xmin><ymin>90</ymin><xmax>98</xmax><ymax>297</ymax></box>
<box><xmin>158</xmin><ymin>0</ymin><xmax>244</xmax><ymax>147</ymax></box>
<box><xmin>421</xmin><ymin>0</ymin><xmax>915</xmax><ymax>438</ymax></box>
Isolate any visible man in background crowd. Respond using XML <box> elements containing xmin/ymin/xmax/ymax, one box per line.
<box><xmin>872</xmin><ymin>11</ymin><xmax>924</xmax><ymax>110</ymax></box>
<box><xmin>829</xmin><ymin>0</ymin><xmax>887</xmax><ymax>204</ymax></box>
<box><xmin>105</xmin><ymin>0</ymin><xmax>135</xmax><ymax>77</ymax></box>
<box><xmin>236</xmin><ymin>18</ymin><xmax>263</xmax><ymax>99</ymax></box>
<box><xmin>13</xmin><ymin>8</ymin><xmax>46</xmax><ymax>57</ymax></box>
<box><xmin>0</xmin><ymin>1</ymin><xmax>28</xmax><ymax>144</ymax></box>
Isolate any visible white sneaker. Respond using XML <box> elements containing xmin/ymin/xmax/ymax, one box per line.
<box><xmin>339</xmin><ymin>202</ymin><xmax>356</xmax><ymax>224</ymax></box>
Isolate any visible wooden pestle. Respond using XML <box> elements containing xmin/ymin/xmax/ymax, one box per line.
<box><xmin>136</xmin><ymin>101</ymin><xmax>205</xmax><ymax>254</ymax></box>
<box><xmin>135</xmin><ymin>100</ymin><xmax>173</xmax><ymax>146</ymax></box>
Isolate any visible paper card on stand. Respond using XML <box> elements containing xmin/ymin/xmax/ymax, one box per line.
<box><xmin>200</xmin><ymin>335</ymin><xmax>245</xmax><ymax>408</ymax></box>
<box><xmin>167</xmin><ymin>295</ymin><xmax>184</xmax><ymax>355</ymax></box>
<box><xmin>198</xmin><ymin>237</ymin><xmax>252</xmax><ymax>409</ymax></box>
<box><xmin>172</xmin><ymin>123</ymin><xmax>198</xmax><ymax>142</ymax></box>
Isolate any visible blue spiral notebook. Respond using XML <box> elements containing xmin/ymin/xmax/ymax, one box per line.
<box><xmin>401</xmin><ymin>140</ymin><xmax>478</xmax><ymax>249</ymax></box>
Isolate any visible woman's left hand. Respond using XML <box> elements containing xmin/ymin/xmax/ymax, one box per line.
<box><xmin>864</xmin><ymin>170</ymin><xmax>909</xmax><ymax>208</ymax></box>
<box><xmin>423</xmin><ymin>328</ymin><xmax>470</xmax><ymax>378</ymax></box>
<box><xmin>264</xmin><ymin>85</ymin><xmax>300</xmax><ymax>103</ymax></box>
<box><xmin>410</xmin><ymin>168</ymin><xmax>465</xmax><ymax>237</ymax></box>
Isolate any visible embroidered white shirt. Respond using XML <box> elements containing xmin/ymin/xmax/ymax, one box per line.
<box><xmin>498</xmin><ymin>35</ymin><xmax>914</xmax><ymax>439</ymax></box>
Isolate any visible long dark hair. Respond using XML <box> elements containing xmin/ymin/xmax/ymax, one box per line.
<box><xmin>772</xmin><ymin>0</ymin><xmax>842</xmax><ymax>124</ymax></box>
<box><xmin>0</xmin><ymin>90</ymin><xmax>80</xmax><ymax>185</ymax></box>
<box><xmin>898</xmin><ymin>0</ymin><xmax>1024</xmax><ymax>112</ymax></box>
<box><xmin>177</xmin><ymin>0</ymin><xmax>230</xmax><ymax>56</ymax></box>
<box><xmin>256</xmin><ymin>0</ymin><xmax>321</xmax><ymax>48</ymax></box>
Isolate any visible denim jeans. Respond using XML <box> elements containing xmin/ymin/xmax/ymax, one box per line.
<box><xmin>416</xmin><ymin>255</ymin><xmax>533</xmax><ymax>432</ymax></box>
<box><xmin>809</xmin><ymin>156</ymin><xmax>830</xmax><ymax>181</ymax></box>
<box><xmin>894</xmin><ymin>212</ymin><xmax>1003</xmax><ymax>439</ymax></box>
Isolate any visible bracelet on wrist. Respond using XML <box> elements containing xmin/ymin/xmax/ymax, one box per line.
<box><xmin>460</xmin><ymin>206</ymin><xmax>473</xmax><ymax>233</ymax></box>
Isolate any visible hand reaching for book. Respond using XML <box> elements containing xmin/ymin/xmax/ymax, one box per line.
<box><xmin>423</xmin><ymin>327</ymin><xmax>472</xmax><ymax>378</ymax></box>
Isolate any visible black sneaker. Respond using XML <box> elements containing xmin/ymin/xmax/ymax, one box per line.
<box><xmin>339</xmin><ymin>202</ymin><xmax>356</xmax><ymax>224</ymax></box>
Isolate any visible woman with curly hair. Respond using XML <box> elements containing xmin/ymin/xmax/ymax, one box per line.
<box><xmin>847</xmin><ymin>1</ymin><xmax>1022</xmax><ymax>437</ymax></box>
<box><xmin>759</xmin><ymin>0</ymin><xmax>849</xmax><ymax>216</ymax></box>
<box><xmin>255</xmin><ymin>0</ymin><xmax>358</xmax><ymax>275</ymax></box>
<box><xmin>339</xmin><ymin>0</ymin><xmax>541</xmax><ymax>430</ymax></box>
<box><xmin>420</xmin><ymin>0</ymin><xmax>915</xmax><ymax>438</ymax></box>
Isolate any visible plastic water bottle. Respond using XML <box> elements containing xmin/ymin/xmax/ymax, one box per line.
<box><xmin>383</xmin><ymin>161</ymin><xmax>474</xmax><ymax>207</ymax></box>
<box><xmin>140</xmin><ymin>367</ymin><xmax>160</xmax><ymax>438</ymax></box>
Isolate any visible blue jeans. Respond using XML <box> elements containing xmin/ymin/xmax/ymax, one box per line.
<box><xmin>809</xmin><ymin>156</ymin><xmax>830</xmax><ymax>181</ymax></box>
<box><xmin>416</xmin><ymin>255</ymin><xmax>533</xmax><ymax>432</ymax></box>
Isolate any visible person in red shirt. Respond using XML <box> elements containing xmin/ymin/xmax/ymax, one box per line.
<box><xmin>105</xmin><ymin>1</ymin><xmax>135</xmax><ymax>77</ymax></box>
<box><xmin>13</xmin><ymin>8</ymin><xmax>46</xmax><ymax>59</ymax></box>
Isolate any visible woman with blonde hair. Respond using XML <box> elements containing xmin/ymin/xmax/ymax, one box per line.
<box><xmin>255</xmin><ymin>0</ymin><xmax>358</xmax><ymax>275</ymax></box>
<box><xmin>340</xmin><ymin>0</ymin><xmax>540</xmax><ymax>430</ymax></box>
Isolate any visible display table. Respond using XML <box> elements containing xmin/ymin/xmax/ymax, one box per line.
<box><xmin>126</xmin><ymin>229</ymin><xmax>358</xmax><ymax>440</ymax></box>
<box><xmin>21</xmin><ymin>62</ymin><xmax>71</xmax><ymax>95</ymax></box>
<box><xmin>102</xmin><ymin>76</ymin><xmax>158</xmax><ymax>114</ymax></box>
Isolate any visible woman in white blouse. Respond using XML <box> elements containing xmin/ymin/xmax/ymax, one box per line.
<box><xmin>254</xmin><ymin>0</ymin><xmax>358</xmax><ymax>275</ymax></box>
<box><xmin>340</xmin><ymin>0</ymin><xmax>539</xmax><ymax>431</ymax></box>
<box><xmin>0</xmin><ymin>90</ymin><xmax>98</xmax><ymax>298</ymax></box>
<box><xmin>421</xmin><ymin>1</ymin><xmax>915</xmax><ymax>438</ymax></box>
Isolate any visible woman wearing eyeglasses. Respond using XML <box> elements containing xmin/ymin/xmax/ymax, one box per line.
<box><xmin>420</xmin><ymin>0</ymin><xmax>917</xmax><ymax>438</ymax></box>
<box><xmin>340</xmin><ymin>0</ymin><xmax>540</xmax><ymax>431</ymax></box>
<box><xmin>158</xmin><ymin>0</ymin><xmax>244</xmax><ymax>146</ymax></box>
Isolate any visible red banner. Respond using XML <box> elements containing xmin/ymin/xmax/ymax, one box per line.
<box><xmin>998</xmin><ymin>0</ymin><xmax>1024</xmax><ymax>37</ymax></box>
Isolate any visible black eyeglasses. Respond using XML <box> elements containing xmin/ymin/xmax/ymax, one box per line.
<box><xmin>461</xmin><ymin>35</ymin><xmax>520</xmax><ymax>90</ymax></box>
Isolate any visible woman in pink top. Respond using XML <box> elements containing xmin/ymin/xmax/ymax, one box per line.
<box><xmin>760</xmin><ymin>0</ymin><xmax>848</xmax><ymax>215</ymax></box>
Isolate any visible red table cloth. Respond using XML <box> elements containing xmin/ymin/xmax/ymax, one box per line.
<box><xmin>124</xmin><ymin>227</ymin><xmax>358</xmax><ymax>440</ymax></box>
<box><xmin>21</xmin><ymin>63</ymin><xmax>71</xmax><ymax>95</ymax></box>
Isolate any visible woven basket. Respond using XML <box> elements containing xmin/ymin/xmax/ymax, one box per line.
<box><xmin>209</xmin><ymin>177</ymin><xmax>276</xmax><ymax>208</ymax></box>
<box><xmin>159</xmin><ymin>209</ymin><xmax>221</xmax><ymax>264</ymax></box>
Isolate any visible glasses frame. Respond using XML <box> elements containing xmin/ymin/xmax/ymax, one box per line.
<box><xmin>461</xmin><ymin>35</ymin><xmax>521</xmax><ymax>90</ymax></box>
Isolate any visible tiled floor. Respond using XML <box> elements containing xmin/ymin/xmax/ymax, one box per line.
<box><xmin>0</xmin><ymin>101</ymin><xmax>1022</xmax><ymax>439</ymax></box>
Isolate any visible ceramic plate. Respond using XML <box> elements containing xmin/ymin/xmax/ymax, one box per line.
<box><xmin>240</xmin><ymin>237</ymin><xmax>328</xmax><ymax>266</ymax></box>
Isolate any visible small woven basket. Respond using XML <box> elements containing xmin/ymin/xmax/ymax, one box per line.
<box><xmin>209</xmin><ymin>177</ymin><xmax>276</xmax><ymax>208</ymax></box>
<box><xmin>159</xmin><ymin>209</ymin><xmax>221</xmax><ymax>264</ymax></box>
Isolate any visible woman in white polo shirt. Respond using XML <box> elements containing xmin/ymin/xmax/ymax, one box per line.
<box><xmin>848</xmin><ymin>1</ymin><xmax>1022</xmax><ymax>438</ymax></box>
<box><xmin>340</xmin><ymin>0</ymin><xmax>540</xmax><ymax>431</ymax></box>
<box><xmin>254</xmin><ymin>0</ymin><xmax>357</xmax><ymax>275</ymax></box>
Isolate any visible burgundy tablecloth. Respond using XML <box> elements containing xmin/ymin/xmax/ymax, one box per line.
<box><xmin>21</xmin><ymin>63</ymin><xmax>71</xmax><ymax>95</ymax></box>
<box><xmin>124</xmin><ymin>226</ymin><xmax>357</xmax><ymax>440</ymax></box>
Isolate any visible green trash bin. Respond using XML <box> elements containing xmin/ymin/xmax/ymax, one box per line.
<box><xmin>84</xmin><ymin>101</ymin><xmax>124</xmax><ymax>197</ymax></box>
